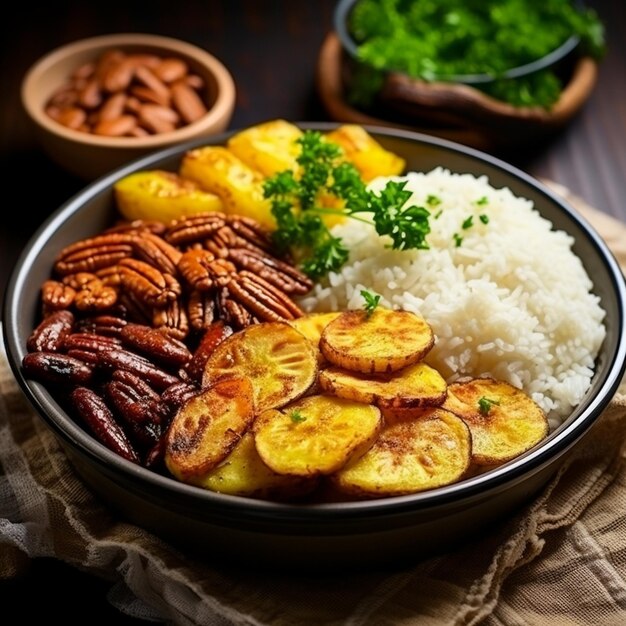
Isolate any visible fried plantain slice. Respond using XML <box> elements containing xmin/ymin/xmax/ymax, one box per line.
<box><xmin>113</xmin><ymin>170</ymin><xmax>224</xmax><ymax>223</ymax></box>
<box><xmin>202</xmin><ymin>322</ymin><xmax>318</xmax><ymax>412</ymax></box>
<box><xmin>319</xmin><ymin>361</ymin><xmax>447</xmax><ymax>410</ymax></box>
<box><xmin>165</xmin><ymin>376</ymin><xmax>255</xmax><ymax>481</ymax></box>
<box><xmin>254</xmin><ymin>395</ymin><xmax>382</xmax><ymax>477</ymax></box>
<box><xmin>195</xmin><ymin>431</ymin><xmax>318</xmax><ymax>499</ymax></box>
<box><xmin>442</xmin><ymin>377</ymin><xmax>549</xmax><ymax>466</ymax></box>
<box><xmin>319</xmin><ymin>307</ymin><xmax>434</xmax><ymax>374</ymax></box>
<box><xmin>333</xmin><ymin>407</ymin><xmax>471</xmax><ymax>497</ymax></box>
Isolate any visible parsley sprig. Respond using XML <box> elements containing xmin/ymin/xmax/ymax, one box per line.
<box><xmin>263</xmin><ymin>131</ymin><xmax>431</xmax><ymax>279</ymax></box>
<box><xmin>360</xmin><ymin>289</ymin><xmax>381</xmax><ymax>316</ymax></box>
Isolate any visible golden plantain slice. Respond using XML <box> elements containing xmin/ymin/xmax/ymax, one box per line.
<box><xmin>202</xmin><ymin>322</ymin><xmax>318</xmax><ymax>412</ymax></box>
<box><xmin>113</xmin><ymin>170</ymin><xmax>224</xmax><ymax>223</ymax></box>
<box><xmin>179</xmin><ymin>145</ymin><xmax>275</xmax><ymax>229</ymax></box>
<box><xmin>333</xmin><ymin>408</ymin><xmax>471</xmax><ymax>497</ymax></box>
<box><xmin>226</xmin><ymin>118</ymin><xmax>303</xmax><ymax>177</ymax></box>
<box><xmin>194</xmin><ymin>432</ymin><xmax>318</xmax><ymax>500</ymax></box>
<box><xmin>319</xmin><ymin>307</ymin><xmax>434</xmax><ymax>374</ymax></box>
<box><xmin>165</xmin><ymin>376</ymin><xmax>255</xmax><ymax>481</ymax></box>
<box><xmin>254</xmin><ymin>395</ymin><xmax>382</xmax><ymax>477</ymax></box>
<box><xmin>325</xmin><ymin>124</ymin><xmax>406</xmax><ymax>182</ymax></box>
<box><xmin>319</xmin><ymin>361</ymin><xmax>447</xmax><ymax>410</ymax></box>
<box><xmin>442</xmin><ymin>377</ymin><xmax>549</xmax><ymax>466</ymax></box>
<box><xmin>288</xmin><ymin>311</ymin><xmax>342</xmax><ymax>365</ymax></box>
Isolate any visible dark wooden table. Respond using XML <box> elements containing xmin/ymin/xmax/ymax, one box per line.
<box><xmin>1</xmin><ymin>1</ymin><xmax>624</xmax><ymax>622</ymax></box>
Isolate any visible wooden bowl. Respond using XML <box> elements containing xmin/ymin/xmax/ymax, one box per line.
<box><xmin>21</xmin><ymin>33</ymin><xmax>236</xmax><ymax>180</ymax></box>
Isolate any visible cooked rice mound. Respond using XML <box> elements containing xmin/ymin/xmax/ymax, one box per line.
<box><xmin>298</xmin><ymin>168</ymin><xmax>607</xmax><ymax>427</ymax></box>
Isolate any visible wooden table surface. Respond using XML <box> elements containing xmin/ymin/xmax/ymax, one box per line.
<box><xmin>1</xmin><ymin>0</ymin><xmax>624</xmax><ymax>621</ymax></box>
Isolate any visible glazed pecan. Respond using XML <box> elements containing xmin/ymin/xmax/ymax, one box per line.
<box><xmin>120</xmin><ymin>322</ymin><xmax>192</xmax><ymax>369</ymax></box>
<box><xmin>63</xmin><ymin>332</ymin><xmax>122</xmax><ymax>353</ymax></box>
<box><xmin>216</xmin><ymin>287</ymin><xmax>256</xmax><ymax>329</ymax></box>
<box><xmin>71</xmin><ymin>386</ymin><xmax>139</xmax><ymax>463</ymax></box>
<box><xmin>187</xmin><ymin>290</ymin><xmax>216</xmax><ymax>331</ymax></box>
<box><xmin>152</xmin><ymin>297</ymin><xmax>189</xmax><ymax>341</ymax></box>
<box><xmin>98</xmin><ymin>347</ymin><xmax>180</xmax><ymax>391</ymax></box>
<box><xmin>185</xmin><ymin>320</ymin><xmax>233</xmax><ymax>383</ymax></box>
<box><xmin>41</xmin><ymin>280</ymin><xmax>77</xmax><ymax>311</ymax></box>
<box><xmin>164</xmin><ymin>212</ymin><xmax>226</xmax><ymax>246</ymax></box>
<box><xmin>226</xmin><ymin>271</ymin><xmax>303</xmax><ymax>322</ymax></box>
<box><xmin>104</xmin><ymin>379</ymin><xmax>163</xmax><ymax>448</ymax></box>
<box><xmin>26</xmin><ymin>309</ymin><xmax>75</xmax><ymax>353</ymax></box>
<box><xmin>117</xmin><ymin>290</ymin><xmax>153</xmax><ymax>325</ymax></box>
<box><xmin>225</xmin><ymin>214</ymin><xmax>274</xmax><ymax>251</ymax></box>
<box><xmin>227</xmin><ymin>247</ymin><xmax>313</xmax><ymax>294</ymax></box>
<box><xmin>177</xmin><ymin>249</ymin><xmax>217</xmax><ymax>291</ymax></box>
<box><xmin>75</xmin><ymin>314</ymin><xmax>128</xmax><ymax>337</ymax></box>
<box><xmin>118</xmin><ymin>257</ymin><xmax>181</xmax><ymax>307</ymax></box>
<box><xmin>54</xmin><ymin>232</ymin><xmax>135</xmax><ymax>276</ymax></box>
<box><xmin>131</xmin><ymin>231</ymin><xmax>182</xmax><ymax>275</ymax></box>
<box><xmin>22</xmin><ymin>351</ymin><xmax>94</xmax><ymax>386</ymax></box>
<box><xmin>63</xmin><ymin>272</ymin><xmax>118</xmax><ymax>311</ymax></box>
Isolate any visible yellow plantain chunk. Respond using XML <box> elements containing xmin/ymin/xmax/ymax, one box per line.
<box><xmin>325</xmin><ymin>124</ymin><xmax>406</xmax><ymax>182</ymax></box>
<box><xmin>202</xmin><ymin>322</ymin><xmax>318</xmax><ymax>412</ymax></box>
<box><xmin>333</xmin><ymin>408</ymin><xmax>471</xmax><ymax>497</ymax></box>
<box><xmin>442</xmin><ymin>377</ymin><xmax>549</xmax><ymax>466</ymax></box>
<box><xmin>254</xmin><ymin>395</ymin><xmax>382</xmax><ymax>477</ymax></box>
<box><xmin>226</xmin><ymin>118</ymin><xmax>303</xmax><ymax>177</ymax></box>
<box><xmin>195</xmin><ymin>432</ymin><xmax>318</xmax><ymax>499</ymax></box>
<box><xmin>319</xmin><ymin>308</ymin><xmax>434</xmax><ymax>374</ymax></box>
<box><xmin>113</xmin><ymin>170</ymin><xmax>224</xmax><ymax>222</ymax></box>
<box><xmin>319</xmin><ymin>361</ymin><xmax>447</xmax><ymax>409</ymax></box>
<box><xmin>164</xmin><ymin>376</ymin><xmax>255</xmax><ymax>481</ymax></box>
<box><xmin>289</xmin><ymin>311</ymin><xmax>342</xmax><ymax>364</ymax></box>
<box><xmin>179</xmin><ymin>145</ymin><xmax>275</xmax><ymax>229</ymax></box>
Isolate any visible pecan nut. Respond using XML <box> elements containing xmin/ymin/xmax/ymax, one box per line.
<box><xmin>54</xmin><ymin>233</ymin><xmax>135</xmax><ymax>276</ymax></box>
<box><xmin>26</xmin><ymin>309</ymin><xmax>75</xmax><ymax>353</ymax></box>
<box><xmin>119</xmin><ymin>322</ymin><xmax>192</xmax><ymax>369</ymax></box>
<box><xmin>71</xmin><ymin>386</ymin><xmax>139</xmax><ymax>463</ymax></box>
<box><xmin>22</xmin><ymin>351</ymin><xmax>94</xmax><ymax>385</ymax></box>
<box><xmin>118</xmin><ymin>257</ymin><xmax>181</xmax><ymax>306</ymax></box>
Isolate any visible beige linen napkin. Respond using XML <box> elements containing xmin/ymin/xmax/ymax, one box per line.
<box><xmin>1</xmin><ymin>182</ymin><xmax>626</xmax><ymax>625</ymax></box>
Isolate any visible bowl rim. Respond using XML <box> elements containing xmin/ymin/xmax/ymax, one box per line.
<box><xmin>4</xmin><ymin>122</ymin><xmax>626</xmax><ymax>528</ymax></box>
<box><xmin>20</xmin><ymin>32</ymin><xmax>236</xmax><ymax>148</ymax></box>
<box><xmin>333</xmin><ymin>0</ymin><xmax>582</xmax><ymax>85</ymax></box>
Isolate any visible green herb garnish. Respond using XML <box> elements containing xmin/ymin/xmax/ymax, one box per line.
<box><xmin>426</xmin><ymin>194</ymin><xmax>442</xmax><ymax>207</ymax></box>
<box><xmin>453</xmin><ymin>233</ymin><xmax>463</xmax><ymax>247</ymax></box>
<box><xmin>462</xmin><ymin>216</ymin><xmax>474</xmax><ymax>229</ymax></box>
<box><xmin>360</xmin><ymin>289</ymin><xmax>381</xmax><ymax>316</ymax></box>
<box><xmin>478</xmin><ymin>396</ymin><xmax>501</xmax><ymax>415</ymax></box>
<box><xmin>475</xmin><ymin>196</ymin><xmax>489</xmax><ymax>206</ymax></box>
<box><xmin>479</xmin><ymin>214</ymin><xmax>489</xmax><ymax>224</ymax></box>
<box><xmin>263</xmin><ymin>130</ymin><xmax>431</xmax><ymax>279</ymax></box>
<box><xmin>289</xmin><ymin>410</ymin><xmax>307</xmax><ymax>423</ymax></box>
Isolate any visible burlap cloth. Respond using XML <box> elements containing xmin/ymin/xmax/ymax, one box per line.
<box><xmin>1</xmin><ymin>181</ymin><xmax>626</xmax><ymax>625</ymax></box>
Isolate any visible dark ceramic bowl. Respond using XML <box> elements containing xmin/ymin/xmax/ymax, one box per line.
<box><xmin>4</xmin><ymin>124</ymin><xmax>626</xmax><ymax>570</ymax></box>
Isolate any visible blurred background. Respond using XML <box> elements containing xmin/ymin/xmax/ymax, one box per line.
<box><xmin>0</xmin><ymin>0</ymin><xmax>623</xmax><ymax>621</ymax></box>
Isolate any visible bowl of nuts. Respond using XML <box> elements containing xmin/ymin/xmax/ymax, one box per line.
<box><xmin>21</xmin><ymin>33</ymin><xmax>236</xmax><ymax>180</ymax></box>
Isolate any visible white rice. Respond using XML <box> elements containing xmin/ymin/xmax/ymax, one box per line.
<box><xmin>298</xmin><ymin>168</ymin><xmax>607</xmax><ymax>428</ymax></box>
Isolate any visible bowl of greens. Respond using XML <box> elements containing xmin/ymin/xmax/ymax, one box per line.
<box><xmin>331</xmin><ymin>0</ymin><xmax>605</xmax><ymax>148</ymax></box>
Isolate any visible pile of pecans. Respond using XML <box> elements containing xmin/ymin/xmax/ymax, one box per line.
<box><xmin>45</xmin><ymin>48</ymin><xmax>210</xmax><ymax>137</ymax></box>
<box><xmin>21</xmin><ymin>211</ymin><xmax>313</xmax><ymax>468</ymax></box>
